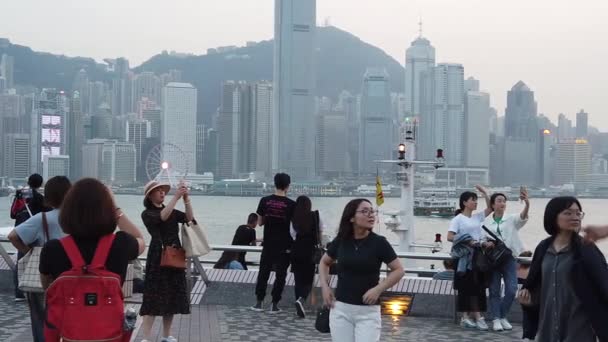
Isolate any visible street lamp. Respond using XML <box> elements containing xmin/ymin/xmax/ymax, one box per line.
<box><xmin>398</xmin><ymin>144</ymin><xmax>406</xmax><ymax>160</ymax></box>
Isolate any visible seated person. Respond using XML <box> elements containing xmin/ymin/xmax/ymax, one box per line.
<box><xmin>433</xmin><ymin>259</ymin><xmax>455</xmax><ymax>280</ymax></box>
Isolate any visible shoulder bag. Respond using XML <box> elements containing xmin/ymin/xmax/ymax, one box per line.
<box><xmin>481</xmin><ymin>225</ymin><xmax>513</xmax><ymax>269</ymax></box>
<box><xmin>315</xmin><ymin>306</ymin><xmax>331</xmax><ymax>333</ymax></box>
<box><xmin>180</xmin><ymin>219</ymin><xmax>211</xmax><ymax>258</ymax></box>
<box><xmin>18</xmin><ymin>211</ymin><xmax>49</xmax><ymax>293</ymax></box>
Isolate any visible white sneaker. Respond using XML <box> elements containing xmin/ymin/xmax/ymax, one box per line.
<box><xmin>461</xmin><ymin>318</ymin><xmax>477</xmax><ymax>329</ymax></box>
<box><xmin>500</xmin><ymin>318</ymin><xmax>513</xmax><ymax>330</ymax></box>
<box><xmin>476</xmin><ymin>318</ymin><xmax>489</xmax><ymax>331</ymax></box>
<box><xmin>492</xmin><ymin>319</ymin><xmax>504</xmax><ymax>331</ymax></box>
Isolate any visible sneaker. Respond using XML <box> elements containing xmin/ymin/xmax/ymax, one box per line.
<box><xmin>160</xmin><ymin>337</ymin><xmax>177</xmax><ymax>342</ymax></box>
<box><xmin>460</xmin><ymin>318</ymin><xmax>477</xmax><ymax>329</ymax></box>
<box><xmin>500</xmin><ymin>318</ymin><xmax>513</xmax><ymax>330</ymax></box>
<box><xmin>14</xmin><ymin>297</ymin><xmax>25</xmax><ymax>303</ymax></box>
<box><xmin>250</xmin><ymin>301</ymin><xmax>264</xmax><ymax>312</ymax></box>
<box><xmin>492</xmin><ymin>319</ymin><xmax>504</xmax><ymax>331</ymax></box>
<box><xmin>268</xmin><ymin>302</ymin><xmax>282</xmax><ymax>314</ymax></box>
<box><xmin>295</xmin><ymin>298</ymin><xmax>306</xmax><ymax>318</ymax></box>
<box><xmin>476</xmin><ymin>318</ymin><xmax>489</xmax><ymax>331</ymax></box>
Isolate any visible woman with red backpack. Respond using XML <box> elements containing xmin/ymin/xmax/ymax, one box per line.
<box><xmin>39</xmin><ymin>178</ymin><xmax>146</xmax><ymax>342</ymax></box>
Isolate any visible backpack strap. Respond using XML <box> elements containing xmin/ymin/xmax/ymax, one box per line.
<box><xmin>90</xmin><ymin>234</ymin><xmax>115</xmax><ymax>269</ymax></box>
<box><xmin>60</xmin><ymin>236</ymin><xmax>86</xmax><ymax>269</ymax></box>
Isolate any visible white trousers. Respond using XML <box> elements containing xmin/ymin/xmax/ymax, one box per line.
<box><xmin>329</xmin><ymin>301</ymin><xmax>381</xmax><ymax>342</ymax></box>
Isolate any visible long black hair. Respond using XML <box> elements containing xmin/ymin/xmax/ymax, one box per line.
<box><xmin>337</xmin><ymin>198</ymin><xmax>372</xmax><ymax>240</ymax></box>
<box><xmin>455</xmin><ymin>191</ymin><xmax>478</xmax><ymax>216</ymax></box>
<box><xmin>213</xmin><ymin>251</ymin><xmax>240</xmax><ymax>269</ymax></box>
<box><xmin>292</xmin><ymin>196</ymin><xmax>313</xmax><ymax>234</ymax></box>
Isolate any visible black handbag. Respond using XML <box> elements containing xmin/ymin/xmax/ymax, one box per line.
<box><xmin>315</xmin><ymin>307</ymin><xmax>331</xmax><ymax>333</ymax></box>
<box><xmin>481</xmin><ymin>225</ymin><xmax>512</xmax><ymax>268</ymax></box>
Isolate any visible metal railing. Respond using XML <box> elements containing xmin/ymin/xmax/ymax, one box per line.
<box><xmin>1</xmin><ymin>237</ymin><xmax>532</xmax><ymax>273</ymax></box>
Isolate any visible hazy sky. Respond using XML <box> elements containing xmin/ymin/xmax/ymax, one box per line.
<box><xmin>2</xmin><ymin>0</ymin><xmax>607</xmax><ymax>128</ymax></box>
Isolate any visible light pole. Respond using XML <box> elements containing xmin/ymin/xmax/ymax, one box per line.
<box><xmin>377</xmin><ymin>118</ymin><xmax>445</xmax><ymax>253</ymax></box>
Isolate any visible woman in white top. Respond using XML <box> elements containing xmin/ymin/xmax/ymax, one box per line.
<box><xmin>482</xmin><ymin>189</ymin><xmax>530</xmax><ymax>332</ymax></box>
<box><xmin>447</xmin><ymin>186</ymin><xmax>493</xmax><ymax>330</ymax></box>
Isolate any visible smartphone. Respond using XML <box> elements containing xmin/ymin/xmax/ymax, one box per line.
<box><xmin>519</xmin><ymin>186</ymin><xmax>526</xmax><ymax>202</ymax></box>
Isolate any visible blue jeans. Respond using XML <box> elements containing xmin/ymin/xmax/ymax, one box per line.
<box><xmin>489</xmin><ymin>255</ymin><xmax>518</xmax><ymax>320</ymax></box>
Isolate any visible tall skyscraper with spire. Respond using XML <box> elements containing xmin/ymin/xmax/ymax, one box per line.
<box><xmin>273</xmin><ymin>0</ymin><xmax>316</xmax><ymax>179</ymax></box>
<box><xmin>404</xmin><ymin>23</ymin><xmax>435</xmax><ymax>118</ymax></box>
<box><xmin>404</xmin><ymin>25</ymin><xmax>436</xmax><ymax>161</ymax></box>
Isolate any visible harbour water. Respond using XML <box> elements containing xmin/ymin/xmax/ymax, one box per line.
<box><xmin>1</xmin><ymin>195</ymin><xmax>607</xmax><ymax>255</ymax></box>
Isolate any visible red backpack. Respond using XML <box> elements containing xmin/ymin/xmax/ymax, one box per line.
<box><xmin>44</xmin><ymin>234</ymin><xmax>130</xmax><ymax>342</ymax></box>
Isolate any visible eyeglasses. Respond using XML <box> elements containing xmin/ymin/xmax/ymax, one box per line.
<box><xmin>356</xmin><ymin>209</ymin><xmax>378</xmax><ymax>216</ymax></box>
<box><xmin>561</xmin><ymin>211</ymin><xmax>585</xmax><ymax>219</ymax></box>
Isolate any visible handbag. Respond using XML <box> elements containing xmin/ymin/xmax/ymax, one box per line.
<box><xmin>315</xmin><ymin>307</ymin><xmax>331</xmax><ymax>333</ymax></box>
<box><xmin>180</xmin><ymin>219</ymin><xmax>211</xmax><ymax>258</ymax></box>
<box><xmin>481</xmin><ymin>225</ymin><xmax>513</xmax><ymax>268</ymax></box>
<box><xmin>17</xmin><ymin>211</ymin><xmax>49</xmax><ymax>293</ymax></box>
<box><xmin>312</xmin><ymin>211</ymin><xmax>325</xmax><ymax>264</ymax></box>
<box><xmin>160</xmin><ymin>245</ymin><xmax>187</xmax><ymax>269</ymax></box>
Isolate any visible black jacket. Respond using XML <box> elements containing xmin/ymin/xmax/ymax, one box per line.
<box><xmin>523</xmin><ymin>235</ymin><xmax>608</xmax><ymax>341</ymax></box>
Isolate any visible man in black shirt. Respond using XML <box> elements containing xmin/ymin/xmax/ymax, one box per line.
<box><xmin>251</xmin><ymin>173</ymin><xmax>296</xmax><ymax>313</ymax></box>
<box><xmin>230</xmin><ymin>213</ymin><xmax>259</xmax><ymax>270</ymax></box>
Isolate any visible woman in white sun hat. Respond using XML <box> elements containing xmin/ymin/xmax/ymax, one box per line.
<box><xmin>139</xmin><ymin>181</ymin><xmax>193</xmax><ymax>342</ymax></box>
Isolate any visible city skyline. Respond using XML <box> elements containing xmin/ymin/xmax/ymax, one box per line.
<box><xmin>1</xmin><ymin>0</ymin><xmax>606</xmax><ymax>129</ymax></box>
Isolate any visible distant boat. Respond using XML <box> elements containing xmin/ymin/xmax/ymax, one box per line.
<box><xmin>414</xmin><ymin>191</ymin><xmax>456</xmax><ymax>218</ymax></box>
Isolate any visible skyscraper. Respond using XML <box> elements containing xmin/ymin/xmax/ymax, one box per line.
<box><xmin>254</xmin><ymin>82</ymin><xmax>273</xmax><ymax>177</ymax></box>
<box><xmin>126</xmin><ymin>117</ymin><xmax>151</xmax><ymax>181</ymax></box>
<box><xmin>359</xmin><ymin>68</ymin><xmax>392</xmax><ymax>174</ymax></box>
<box><xmin>72</xmin><ymin>69</ymin><xmax>90</xmax><ymax>114</ymax></box>
<box><xmin>3</xmin><ymin>133</ymin><xmax>30</xmax><ymax>179</ymax></box>
<box><xmin>273</xmin><ymin>0</ymin><xmax>316</xmax><ymax>179</ymax></box>
<box><xmin>505</xmin><ymin>81</ymin><xmax>538</xmax><ymax>139</ymax></box>
<box><xmin>554</xmin><ymin>139</ymin><xmax>591</xmax><ymax>190</ymax></box>
<box><xmin>576</xmin><ymin>109</ymin><xmax>588</xmax><ymax>139</ymax></box>
<box><xmin>465</xmin><ymin>89</ymin><xmax>490</xmax><ymax>168</ymax></box>
<box><xmin>404</xmin><ymin>35</ymin><xmax>436</xmax><ymax>118</ymax></box>
<box><xmin>132</xmin><ymin>72</ymin><xmax>162</xmax><ymax>109</ymax></box>
<box><xmin>43</xmin><ymin>155</ymin><xmax>70</xmax><ymax>179</ymax></box>
<box><xmin>336</xmin><ymin>90</ymin><xmax>359</xmax><ymax>174</ymax></box>
<box><xmin>68</xmin><ymin>91</ymin><xmax>85</xmax><ymax>179</ymax></box>
<box><xmin>558</xmin><ymin>113</ymin><xmax>574</xmax><ymax>142</ymax></box>
<box><xmin>317</xmin><ymin>111</ymin><xmax>348</xmax><ymax>178</ymax></box>
<box><xmin>0</xmin><ymin>54</ymin><xmax>15</xmax><ymax>89</ymax></box>
<box><xmin>432</xmin><ymin>63</ymin><xmax>465</xmax><ymax>166</ymax></box>
<box><xmin>162</xmin><ymin>82</ymin><xmax>197</xmax><ymax>176</ymax></box>
<box><xmin>108</xmin><ymin>57</ymin><xmax>132</xmax><ymax>115</ymax></box>
<box><xmin>82</xmin><ymin>139</ymin><xmax>136</xmax><ymax>185</ymax></box>
<box><xmin>31</xmin><ymin>89</ymin><xmax>69</xmax><ymax>174</ymax></box>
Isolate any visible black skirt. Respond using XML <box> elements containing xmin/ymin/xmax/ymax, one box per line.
<box><xmin>453</xmin><ymin>252</ymin><xmax>488</xmax><ymax>313</ymax></box>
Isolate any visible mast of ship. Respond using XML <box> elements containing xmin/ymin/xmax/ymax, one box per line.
<box><xmin>377</xmin><ymin>117</ymin><xmax>445</xmax><ymax>253</ymax></box>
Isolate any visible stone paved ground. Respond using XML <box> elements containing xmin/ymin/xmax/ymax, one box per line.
<box><xmin>0</xmin><ymin>293</ymin><xmax>31</xmax><ymax>342</ymax></box>
<box><xmin>217</xmin><ymin>305</ymin><xmax>523</xmax><ymax>342</ymax></box>
<box><xmin>0</xmin><ymin>294</ymin><xmax>524</xmax><ymax>342</ymax></box>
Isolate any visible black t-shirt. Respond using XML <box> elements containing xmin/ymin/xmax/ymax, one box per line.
<box><xmin>39</xmin><ymin>232</ymin><xmax>139</xmax><ymax>284</ymax></box>
<box><xmin>256</xmin><ymin>195</ymin><xmax>295</xmax><ymax>253</ymax></box>
<box><xmin>326</xmin><ymin>232</ymin><xmax>398</xmax><ymax>305</ymax></box>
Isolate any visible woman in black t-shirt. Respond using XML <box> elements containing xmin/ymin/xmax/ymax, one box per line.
<box><xmin>319</xmin><ymin>199</ymin><xmax>405</xmax><ymax>342</ymax></box>
<box><xmin>40</xmin><ymin>178</ymin><xmax>145</xmax><ymax>288</ymax></box>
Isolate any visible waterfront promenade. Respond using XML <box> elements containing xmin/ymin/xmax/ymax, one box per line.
<box><xmin>1</xmin><ymin>291</ymin><xmax>523</xmax><ymax>342</ymax></box>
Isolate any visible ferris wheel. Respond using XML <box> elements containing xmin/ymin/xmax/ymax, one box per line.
<box><xmin>144</xmin><ymin>143</ymin><xmax>190</xmax><ymax>187</ymax></box>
